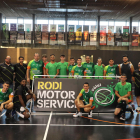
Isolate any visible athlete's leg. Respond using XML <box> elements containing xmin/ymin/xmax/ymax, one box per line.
<box><xmin>114</xmin><ymin>108</ymin><xmax>121</xmax><ymax>116</ymax></box>
<box><xmin>23</xmin><ymin>109</ymin><xmax>30</xmax><ymax>119</ymax></box>
<box><xmin>75</xmin><ymin>99</ymin><xmax>84</xmax><ymax>112</ymax></box>
<box><xmin>5</xmin><ymin>102</ymin><xmax>14</xmax><ymax>110</ymax></box>
<box><xmin>26</xmin><ymin>93</ymin><xmax>36</xmax><ymax>101</ymax></box>
<box><xmin>84</xmin><ymin>107</ymin><xmax>91</xmax><ymax>113</ymax></box>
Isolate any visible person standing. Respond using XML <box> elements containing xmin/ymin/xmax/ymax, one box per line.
<box><xmin>119</xmin><ymin>54</ymin><xmax>135</xmax><ymax>109</ymax></box>
<box><xmin>27</xmin><ymin>53</ymin><xmax>44</xmax><ymax>89</ymax></box>
<box><xmin>94</xmin><ymin>58</ymin><xmax>104</xmax><ymax>79</ymax></box>
<box><xmin>45</xmin><ymin>54</ymin><xmax>60</xmax><ymax>78</ymax></box>
<box><xmin>71</xmin><ymin>58</ymin><xmax>86</xmax><ymax>78</ymax></box>
<box><xmin>42</xmin><ymin>54</ymin><xmax>49</xmax><ymax>78</ymax></box>
<box><xmin>14</xmin><ymin>56</ymin><xmax>27</xmax><ymax>90</ymax></box>
<box><xmin>0</xmin><ymin>56</ymin><xmax>15</xmax><ymax>89</ymax></box>
<box><xmin>104</xmin><ymin>58</ymin><xmax>118</xmax><ymax>79</ymax></box>
<box><xmin>57</xmin><ymin>55</ymin><xmax>68</xmax><ymax>78</ymax></box>
<box><xmin>67</xmin><ymin>57</ymin><xmax>77</xmax><ymax>78</ymax></box>
<box><xmin>132</xmin><ymin>62</ymin><xmax>140</xmax><ymax>112</ymax></box>
<box><xmin>82</xmin><ymin>55</ymin><xmax>95</xmax><ymax>79</ymax></box>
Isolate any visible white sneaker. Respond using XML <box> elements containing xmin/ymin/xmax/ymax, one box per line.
<box><xmin>88</xmin><ymin>110</ymin><xmax>92</xmax><ymax>118</ymax></box>
<box><xmin>73</xmin><ymin>112</ymin><xmax>82</xmax><ymax>117</ymax></box>
<box><xmin>136</xmin><ymin>107</ymin><xmax>140</xmax><ymax>112</ymax></box>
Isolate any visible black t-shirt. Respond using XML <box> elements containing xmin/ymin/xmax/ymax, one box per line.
<box><xmin>133</xmin><ymin>69</ymin><xmax>140</xmax><ymax>88</ymax></box>
<box><xmin>13</xmin><ymin>85</ymin><xmax>29</xmax><ymax>105</ymax></box>
<box><xmin>0</xmin><ymin>63</ymin><xmax>15</xmax><ymax>84</ymax></box>
<box><xmin>14</xmin><ymin>63</ymin><xmax>27</xmax><ymax>83</ymax></box>
<box><xmin>121</xmin><ymin>63</ymin><xmax>132</xmax><ymax>82</ymax></box>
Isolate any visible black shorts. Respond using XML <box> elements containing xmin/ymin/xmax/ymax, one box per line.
<box><xmin>135</xmin><ymin>86</ymin><xmax>140</xmax><ymax>97</ymax></box>
<box><xmin>14</xmin><ymin>103</ymin><xmax>23</xmax><ymax>112</ymax></box>
<box><xmin>116</xmin><ymin>103</ymin><xmax>123</xmax><ymax>108</ymax></box>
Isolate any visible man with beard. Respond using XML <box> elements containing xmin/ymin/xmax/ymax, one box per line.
<box><xmin>45</xmin><ymin>54</ymin><xmax>60</xmax><ymax>78</ymax></box>
<box><xmin>0</xmin><ymin>56</ymin><xmax>15</xmax><ymax>89</ymax></box>
<box><xmin>119</xmin><ymin>54</ymin><xmax>135</xmax><ymax>110</ymax></box>
<box><xmin>132</xmin><ymin>62</ymin><xmax>140</xmax><ymax>112</ymax></box>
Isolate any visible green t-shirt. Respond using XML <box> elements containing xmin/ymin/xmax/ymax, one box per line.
<box><xmin>115</xmin><ymin>82</ymin><xmax>131</xmax><ymax>99</ymax></box>
<box><xmin>83</xmin><ymin>62</ymin><xmax>95</xmax><ymax>79</ymax></box>
<box><xmin>80</xmin><ymin>89</ymin><xmax>95</xmax><ymax>106</ymax></box>
<box><xmin>28</xmin><ymin>60</ymin><xmax>44</xmax><ymax>80</ymax></box>
<box><xmin>0</xmin><ymin>88</ymin><xmax>13</xmax><ymax>104</ymax></box>
<box><xmin>94</xmin><ymin>65</ymin><xmax>104</xmax><ymax>79</ymax></box>
<box><xmin>67</xmin><ymin>63</ymin><xmax>77</xmax><ymax>78</ymax></box>
<box><xmin>57</xmin><ymin>62</ymin><xmax>68</xmax><ymax>78</ymax></box>
<box><xmin>72</xmin><ymin>65</ymin><xmax>85</xmax><ymax>78</ymax></box>
<box><xmin>46</xmin><ymin>62</ymin><xmax>59</xmax><ymax>78</ymax></box>
<box><xmin>104</xmin><ymin>65</ymin><xmax>118</xmax><ymax>79</ymax></box>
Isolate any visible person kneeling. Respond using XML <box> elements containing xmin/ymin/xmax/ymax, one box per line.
<box><xmin>73</xmin><ymin>82</ymin><xmax>95</xmax><ymax>118</ymax></box>
<box><xmin>13</xmin><ymin>78</ymin><xmax>36</xmax><ymax>119</ymax></box>
<box><xmin>0</xmin><ymin>81</ymin><xmax>14</xmax><ymax>119</ymax></box>
<box><xmin>114</xmin><ymin>74</ymin><xmax>133</xmax><ymax>121</ymax></box>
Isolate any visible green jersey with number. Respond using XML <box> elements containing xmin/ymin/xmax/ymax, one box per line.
<box><xmin>83</xmin><ymin>62</ymin><xmax>95</xmax><ymax>79</ymax></box>
<box><xmin>80</xmin><ymin>89</ymin><xmax>95</xmax><ymax>106</ymax></box>
<box><xmin>104</xmin><ymin>65</ymin><xmax>118</xmax><ymax>79</ymax></box>
<box><xmin>67</xmin><ymin>63</ymin><xmax>77</xmax><ymax>78</ymax></box>
<box><xmin>27</xmin><ymin>60</ymin><xmax>44</xmax><ymax>80</ymax></box>
<box><xmin>94</xmin><ymin>65</ymin><xmax>104</xmax><ymax>79</ymax></box>
<box><xmin>0</xmin><ymin>88</ymin><xmax>13</xmax><ymax>104</ymax></box>
<box><xmin>72</xmin><ymin>65</ymin><xmax>85</xmax><ymax>78</ymax></box>
<box><xmin>115</xmin><ymin>82</ymin><xmax>131</xmax><ymax>99</ymax></box>
<box><xmin>57</xmin><ymin>62</ymin><xmax>68</xmax><ymax>78</ymax></box>
<box><xmin>46</xmin><ymin>62</ymin><xmax>59</xmax><ymax>78</ymax></box>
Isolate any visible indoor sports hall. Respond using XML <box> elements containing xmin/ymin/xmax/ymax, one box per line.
<box><xmin>0</xmin><ymin>0</ymin><xmax>140</xmax><ymax>140</ymax></box>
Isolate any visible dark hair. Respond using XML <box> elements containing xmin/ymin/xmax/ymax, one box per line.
<box><xmin>70</xmin><ymin>57</ymin><xmax>75</xmax><ymax>60</ymax></box>
<box><xmin>19</xmin><ymin>56</ymin><xmax>24</xmax><ymax>60</ymax></box>
<box><xmin>20</xmin><ymin>78</ymin><xmax>26</xmax><ymax>82</ymax></box>
<box><xmin>50</xmin><ymin>54</ymin><xmax>55</xmax><ymax>56</ymax></box>
<box><xmin>42</xmin><ymin>54</ymin><xmax>47</xmax><ymax>58</ymax></box>
<box><xmin>109</xmin><ymin>58</ymin><xmax>114</xmax><ymax>61</ymax></box>
<box><xmin>60</xmin><ymin>55</ymin><xmax>65</xmax><ymax>57</ymax></box>
<box><xmin>77</xmin><ymin>58</ymin><xmax>82</xmax><ymax>60</ymax></box>
<box><xmin>3</xmin><ymin>81</ymin><xmax>10</xmax><ymax>85</ymax></box>
<box><xmin>86</xmin><ymin>55</ymin><xmax>90</xmax><ymax>58</ymax></box>
<box><xmin>122</xmin><ymin>54</ymin><xmax>128</xmax><ymax>58</ymax></box>
<box><xmin>97</xmin><ymin>57</ymin><xmax>102</xmax><ymax>61</ymax></box>
<box><xmin>34</xmin><ymin>53</ymin><xmax>39</xmax><ymax>56</ymax></box>
<box><xmin>121</xmin><ymin>73</ymin><xmax>127</xmax><ymax>77</ymax></box>
<box><xmin>84</xmin><ymin>82</ymin><xmax>89</xmax><ymax>86</ymax></box>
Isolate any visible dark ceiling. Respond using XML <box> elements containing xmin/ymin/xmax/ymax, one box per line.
<box><xmin>0</xmin><ymin>0</ymin><xmax>140</xmax><ymax>20</ymax></box>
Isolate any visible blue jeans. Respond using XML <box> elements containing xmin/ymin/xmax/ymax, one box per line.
<box><xmin>0</xmin><ymin>83</ymin><xmax>13</xmax><ymax>90</ymax></box>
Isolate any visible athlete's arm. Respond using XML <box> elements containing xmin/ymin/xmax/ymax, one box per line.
<box><xmin>46</xmin><ymin>69</ymin><xmax>50</xmax><ymax>78</ymax></box>
<box><xmin>118</xmin><ymin>64</ymin><xmax>121</xmax><ymax>76</ymax></box>
<box><xmin>130</xmin><ymin>65</ymin><xmax>134</xmax><ymax>75</ymax></box>
<box><xmin>26</xmin><ymin>68</ymin><xmax>30</xmax><ymax>83</ymax></box>
<box><xmin>27</xmin><ymin>90</ymin><xmax>36</xmax><ymax>101</ymax></box>
<box><xmin>103</xmin><ymin>70</ymin><xmax>107</xmax><ymax>79</ymax></box>
<box><xmin>18</xmin><ymin>95</ymin><xmax>26</xmax><ymax>107</ymax></box>
<box><xmin>121</xmin><ymin>91</ymin><xmax>131</xmax><ymax>98</ymax></box>
<box><xmin>115</xmin><ymin>90</ymin><xmax>121</xmax><ymax>98</ymax></box>
<box><xmin>54</xmin><ymin>69</ymin><xmax>59</xmax><ymax>78</ymax></box>
<box><xmin>84</xmin><ymin>100</ymin><xmax>93</xmax><ymax>108</ymax></box>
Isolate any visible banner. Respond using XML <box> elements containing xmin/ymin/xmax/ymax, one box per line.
<box><xmin>42</xmin><ymin>24</ymin><xmax>48</xmax><ymax>32</ymax></box>
<box><xmin>17</xmin><ymin>32</ymin><xmax>24</xmax><ymax>43</ymax></box>
<box><xmin>132</xmin><ymin>34</ymin><xmax>139</xmax><ymax>46</ymax></box>
<box><xmin>42</xmin><ymin>32</ymin><xmax>48</xmax><ymax>44</ymax></box>
<box><xmin>90</xmin><ymin>26</ymin><xmax>97</xmax><ymax>45</ymax></box>
<box><xmin>122</xmin><ymin>26</ymin><xmax>129</xmax><ymax>46</ymax></box>
<box><xmin>10</xmin><ymin>24</ymin><xmax>16</xmax><ymax>31</ymax></box>
<box><xmin>115</xmin><ymin>26</ymin><xmax>122</xmax><ymax>46</ymax></box>
<box><xmin>68</xmin><ymin>25</ymin><xmax>75</xmax><ymax>44</ymax></box>
<box><xmin>107</xmin><ymin>26</ymin><xmax>114</xmax><ymax>46</ymax></box>
<box><xmin>18</xmin><ymin>24</ymin><xmax>24</xmax><ymax>32</ymax></box>
<box><xmin>10</xmin><ymin>31</ymin><xmax>17</xmax><ymax>44</ymax></box>
<box><xmin>76</xmin><ymin>25</ymin><xmax>82</xmax><ymax>44</ymax></box>
<box><xmin>100</xmin><ymin>26</ymin><xmax>106</xmax><ymax>45</ymax></box>
<box><xmin>34</xmin><ymin>78</ymin><xmax>118</xmax><ymax>112</ymax></box>
<box><xmin>133</xmin><ymin>26</ymin><xmax>139</xmax><ymax>34</ymax></box>
<box><xmin>35</xmin><ymin>24</ymin><xmax>41</xmax><ymax>32</ymax></box>
<box><xmin>2</xmin><ymin>23</ymin><xmax>9</xmax><ymax>43</ymax></box>
<box><xmin>58</xmin><ymin>32</ymin><xmax>65</xmax><ymax>45</ymax></box>
<box><xmin>25</xmin><ymin>24</ymin><xmax>31</xmax><ymax>43</ymax></box>
<box><xmin>50</xmin><ymin>25</ymin><xmax>56</xmax><ymax>45</ymax></box>
<box><xmin>58</xmin><ymin>25</ymin><xmax>64</xmax><ymax>32</ymax></box>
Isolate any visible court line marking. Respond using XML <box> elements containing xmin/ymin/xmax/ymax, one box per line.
<box><xmin>0</xmin><ymin>124</ymin><xmax>46</xmax><ymax>126</ymax></box>
<box><xmin>43</xmin><ymin>111</ymin><xmax>52</xmax><ymax>140</ymax></box>
<box><xmin>50</xmin><ymin>124</ymin><xmax>140</xmax><ymax>127</ymax></box>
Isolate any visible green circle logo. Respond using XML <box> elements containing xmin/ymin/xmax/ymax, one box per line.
<box><xmin>94</xmin><ymin>87</ymin><xmax>115</xmax><ymax>106</ymax></box>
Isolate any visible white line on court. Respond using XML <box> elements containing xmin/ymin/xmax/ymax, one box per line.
<box><xmin>50</xmin><ymin>124</ymin><xmax>140</xmax><ymax>127</ymax></box>
<box><xmin>43</xmin><ymin>111</ymin><xmax>52</xmax><ymax>140</ymax></box>
<box><xmin>0</xmin><ymin>124</ymin><xmax>46</xmax><ymax>126</ymax></box>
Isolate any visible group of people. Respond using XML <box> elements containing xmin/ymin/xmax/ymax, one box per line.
<box><xmin>0</xmin><ymin>53</ymin><xmax>139</xmax><ymax>121</ymax></box>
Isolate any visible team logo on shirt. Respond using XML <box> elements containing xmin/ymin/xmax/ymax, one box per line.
<box><xmin>11</xmin><ymin>67</ymin><xmax>14</xmax><ymax>70</ymax></box>
<box><xmin>92</xmin><ymin>82</ymin><xmax>116</xmax><ymax>107</ymax></box>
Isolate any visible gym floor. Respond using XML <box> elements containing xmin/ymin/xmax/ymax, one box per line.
<box><xmin>0</xmin><ymin>110</ymin><xmax>140</xmax><ymax>140</ymax></box>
